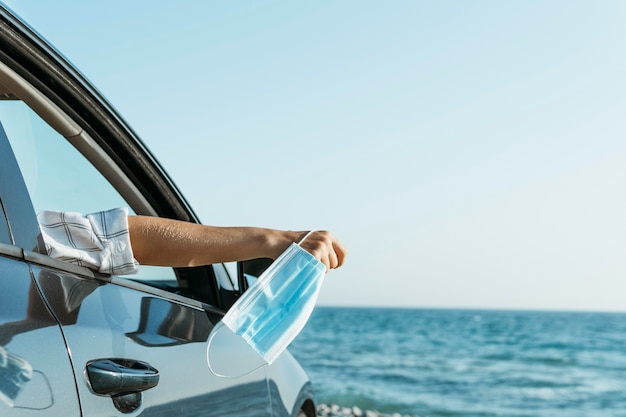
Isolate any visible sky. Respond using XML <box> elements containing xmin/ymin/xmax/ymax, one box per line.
<box><xmin>6</xmin><ymin>1</ymin><xmax>626</xmax><ymax>312</ymax></box>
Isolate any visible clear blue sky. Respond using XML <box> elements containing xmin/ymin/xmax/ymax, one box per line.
<box><xmin>7</xmin><ymin>1</ymin><xmax>626</xmax><ymax>311</ymax></box>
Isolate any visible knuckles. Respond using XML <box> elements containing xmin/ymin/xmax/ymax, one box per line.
<box><xmin>301</xmin><ymin>230</ymin><xmax>341</xmax><ymax>269</ymax></box>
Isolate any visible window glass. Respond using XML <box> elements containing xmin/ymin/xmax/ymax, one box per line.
<box><xmin>215</xmin><ymin>262</ymin><xmax>236</xmax><ymax>291</ymax></box>
<box><xmin>0</xmin><ymin>101</ymin><xmax>175</xmax><ymax>281</ymax></box>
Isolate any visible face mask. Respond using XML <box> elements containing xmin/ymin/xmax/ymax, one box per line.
<box><xmin>207</xmin><ymin>231</ymin><xmax>325</xmax><ymax>375</ymax></box>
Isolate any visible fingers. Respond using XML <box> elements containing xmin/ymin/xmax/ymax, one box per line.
<box><xmin>299</xmin><ymin>230</ymin><xmax>347</xmax><ymax>272</ymax></box>
<box><xmin>332</xmin><ymin>238</ymin><xmax>347</xmax><ymax>269</ymax></box>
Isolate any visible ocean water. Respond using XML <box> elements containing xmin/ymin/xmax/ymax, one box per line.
<box><xmin>289</xmin><ymin>307</ymin><xmax>626</xmax><ymax>417</ymax></box>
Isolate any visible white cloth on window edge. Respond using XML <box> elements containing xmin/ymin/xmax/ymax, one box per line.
<box><xmin>37</xmin><ymin>207</ymin><xmax>139</xmax><ymax>275</ymax></box>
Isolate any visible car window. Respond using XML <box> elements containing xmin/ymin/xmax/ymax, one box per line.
<box><xmin>0</xmin><ymin>100</ymin><xmax>175</xmax><ymax>282</ymax></box>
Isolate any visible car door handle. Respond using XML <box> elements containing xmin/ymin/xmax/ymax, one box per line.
<box><xmin>86</xmin><ymin>358</ymin><xmax>159</xmax><ymax>396</ymax></box>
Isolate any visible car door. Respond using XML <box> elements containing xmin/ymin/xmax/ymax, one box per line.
<box><xmin>31</xmin><ymin>265</ymin><xmax>271</xmax><ymax>417</ymax></box>
<box><xmin>0</xmin><ymin>120</ymin><xmax>81</xmax><ymax>416</ymax></box>
<box><xmin>0</xmin><ymin>56</ymin><xmax>272</xmax><ymax>417</ymax></box>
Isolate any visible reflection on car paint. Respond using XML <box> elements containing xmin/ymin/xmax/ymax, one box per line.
<box><xmin>0</xmin><ymin>263</ymin><xmax>63</xmax><ymax>412</ymax></box>
<box><xmin>140</xmin><ymin>380</ymin><xmax>270</xmax><ymax>417</ymax></box>
<box><xmin>36</xmin><ymin>270</ymin><xmax>214</xmax><ymax>347</ymax></box>
<box><xmin>0</xmin><ymin>346</ymin><xmax>53</xmax><ymax>410</ymax></box>
<box><xmin>127</xmin><ymin>297</ymin><xmax>211</xmax><ymax>347</ymax></box>
<box><xmin>268</xmin><ymin>379</ymin><xmax>314</xmax><ymax>417</ymax></box>
<box><xmin>0</xmin><ymin>345</ymin><xmax>32</xmax><ymax>406</ymax></box>
<box><xmin>141</xmin><ymin>379</ymin><xmax>314</xmax><ymax>417</ymax></box>
<box><xmin>36</xmin><ymin>270</ymin><xmax>101</xmax><ymax>325</ymax></box>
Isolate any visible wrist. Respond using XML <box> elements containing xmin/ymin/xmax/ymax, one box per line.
<box><xmin>265</xmin><ymin>229</ymin><xmax>304</xmax><ymax>259</ymax></box>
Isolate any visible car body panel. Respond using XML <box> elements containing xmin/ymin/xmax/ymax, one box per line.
<box><xmin>0</xmin><ymin>254</ymin><xmax>81</xmax><ymax>415</ymax></box>
<box><xmin>267</xmin><ymin>356</ymin><xmax>316</xmax><ymax>417</ymax></box>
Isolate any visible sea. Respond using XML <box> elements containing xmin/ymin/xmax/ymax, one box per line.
<box><xmin>288</xmin><ymin>307</ymin><xmax>626</xmax><ymax>417</ymax></box>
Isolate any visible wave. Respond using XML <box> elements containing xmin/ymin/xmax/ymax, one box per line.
<box><xmin>291</xmin><ymin>307</ymin><xmax>626</xmax><ymax>417</ymax></box>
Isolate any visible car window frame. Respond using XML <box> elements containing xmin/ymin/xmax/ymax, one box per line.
<box><xmin>0</xmin><ymin>10</ymin><xmax>228</xmax><ymax>311</ymax></box>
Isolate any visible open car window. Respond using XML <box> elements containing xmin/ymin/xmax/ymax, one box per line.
<box><xmin>0</xmin><ymin>42</ymin><xmax>230</xmax><ymax>309</ymax></box>
<box><xmin>0</xmin><ymin>92</ymin><xmax>176</xmax><ymax>283</ymax></box>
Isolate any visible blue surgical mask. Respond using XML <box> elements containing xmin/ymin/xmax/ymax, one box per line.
<box><xmin>208</xmin><ymin>232</ymin><xmax>325</xmax><ymax>372</ymax></box>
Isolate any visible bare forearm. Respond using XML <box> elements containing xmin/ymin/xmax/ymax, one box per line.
<box><xmin>128</xmin><ymin>216</ymin><xmax>302</xmax><ymax>267</ymax></box>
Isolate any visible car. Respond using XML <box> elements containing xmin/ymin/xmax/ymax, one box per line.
<box><xmin>0</xmin><ymin>3</ymin><xmax>315</xmax><ymax>417</ymax></box>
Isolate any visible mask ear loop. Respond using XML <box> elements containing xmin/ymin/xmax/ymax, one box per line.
<box><xmin>11</xmin><ymin>371</ymin><xmax>54</xmax><ymax>410</ymax></box>
<box><xmin>297</xmin><ymin>230</ymin><xmax>316</xmax><ymax>246</ymax></box>
<box><xmin>207</xmin><ymin>322</ymin><xmax>268</xmax><ymax>379</ymax></box>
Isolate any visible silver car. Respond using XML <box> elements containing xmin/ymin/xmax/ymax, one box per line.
<box><xmin>0</xmin><ymin>3</ymin><xmax>315</xmax><ymax>416</ymax></box>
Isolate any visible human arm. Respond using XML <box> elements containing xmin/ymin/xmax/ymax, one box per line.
<box><xmin>127</xmin><ymin>215</ymin><xmax>346</xmax><ymax>272</ymax></box>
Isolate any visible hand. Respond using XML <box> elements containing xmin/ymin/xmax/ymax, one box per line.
<box><xmin>297</xmin><ymin>230</ymin><xmax>347</xmax><ymax>272</ymax></box>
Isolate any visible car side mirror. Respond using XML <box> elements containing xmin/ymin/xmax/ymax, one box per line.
<box><xmin>236</xmin><ymin>258</ymin><xmax>273</xmax><ymax>294</ymax></box>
